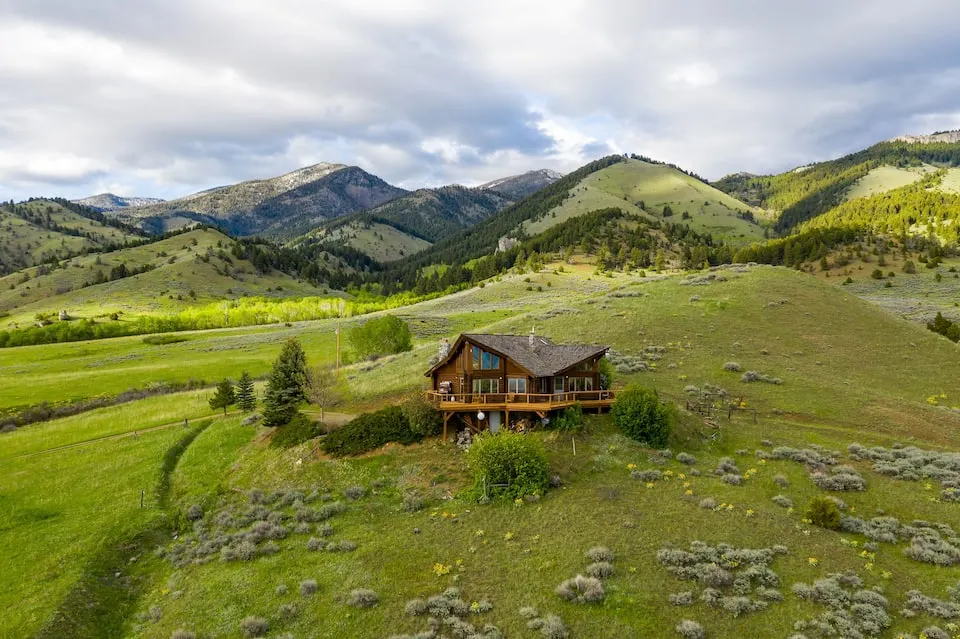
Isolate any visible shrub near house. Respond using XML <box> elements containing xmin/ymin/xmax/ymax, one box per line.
<box><xmin>611</xmin><ymin>384</ymin><xmax>672</xmax><ymax>447</ymax></box>
<box><xmin>321</xmin><ymin>406</ymin><xmax>421</xmax><ymax>456</ymax></box>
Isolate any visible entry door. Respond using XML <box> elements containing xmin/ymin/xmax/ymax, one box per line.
<box><xmin>554</xmin><ymin>376</ymin><xmax>564</xmax><ymax>395</ymax></box>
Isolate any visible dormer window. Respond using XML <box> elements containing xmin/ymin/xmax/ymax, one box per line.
<box><xmin>472</xmin><ymin>346</ymin><xmax>500</xmax><ymax>370</ymax></box>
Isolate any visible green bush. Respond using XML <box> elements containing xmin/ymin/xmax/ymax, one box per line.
<box><xmin>551</xmin><ymin>403</ymin><xmax>583</xmax><ymax>432</ymax></box>
<box><xmin>805</xmin><ymin>496</ymin><xmax>842</xmax><ymax>530</ymax></box>
<box><xmin>401</xmin><ymin>391</ymin><xmax>442</xmax><ymax>437</ymax></box>
<box><xmin>611</xmin><ymin>384</ymin><xmax>672</xmax><ymax>447</ymax></box>
<box><xmin>321</xmin><ymin>406</ymin><xmax>421</xmax><ymax>457</ymax></box>
<box><xmin>347</xmin><ymin>315</ymin><xmax>413</xmax><ymax>360</ymax></box>
<box><xmin>270</xmin><ymin>413</ymin><xmax>326</xmax><ymax>449</ymax></box>
<box><xmin>465</xmin><ymin>432</ymin><xmax>549</xmax><ymax>502</ymax></box>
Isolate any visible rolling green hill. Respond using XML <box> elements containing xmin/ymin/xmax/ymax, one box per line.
<box><xmin>0</xmin><ymin>200</ymin><xmax>143</xmax><ymax>276</ymax></box>
<box><xmin>0</xmin><ymin>228</ymin><xmax>332</xmax><ymax>328</ymax></box>
<box><xmin>520</xmin><ymin>159</ymin><xmax>765</xmax><ymax>244</ymax></box>
<box><xmin>714</xmin><ymin>139</ymin><xmax>960</xmax><ymax>232</ymax></box>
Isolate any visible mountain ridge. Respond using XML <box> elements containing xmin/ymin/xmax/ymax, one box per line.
<box><xmin>112</xmin><ymin>163</ymin><xmax>407</xmax><ymax>239</ymax></box>
<box><xmin>72</xmin><ymin>193</ymin><xmax>165</xmax><ymax>212</ymax></box>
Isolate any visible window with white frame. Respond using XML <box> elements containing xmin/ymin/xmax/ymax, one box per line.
<box><xmin>472</xmin><ymin>346</ymin><xmax>501</xmax><ymax>370</ymax></box>
<box><xmin>507</xmin><ymin>377</ymin><xmax>527</xmax><ymax>393</ymax></box>
<box><xmin>472</xmin><ymin>378</ymin><xmax>500</xmax><ymax>394</ymax></box>
<box><xmin>569</xmin><ymin>377</ymin><xmax>594</xmax><ymax>392</ymax></box>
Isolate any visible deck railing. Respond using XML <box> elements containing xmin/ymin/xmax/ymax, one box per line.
<box><xmin>424</xmin><ymin>390</ymin><xmax>615</xmax><ymax>407</ymax></box>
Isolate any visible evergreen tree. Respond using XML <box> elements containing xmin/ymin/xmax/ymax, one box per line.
<box><xmin>209</xmin><ymin>378</ymin><xmax>236</xmax><ymax>416</ymax></box>
<box><xmin>235</xmin><ymin>371</ymin><xmax>256</xmax><ymax>412</ymax></box>
<box><xmin>262</xmin><ymin>338</ymin><xmax>309</xmax><ymax>427</ymax></box>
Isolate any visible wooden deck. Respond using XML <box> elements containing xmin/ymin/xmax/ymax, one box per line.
<box><xmin>426</xmin><ymin>390</ymin><xmax>615</xmax><ymax>439</ymax></box>
<box><xmin>425</xmin><ymin>390</ymin><xmax>615</xmax><ymax>413</ymax></box>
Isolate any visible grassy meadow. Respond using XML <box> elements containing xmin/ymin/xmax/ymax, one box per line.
<box><xmin>2</xmin><ymin>265</ymin><xmax>960</xmax><ymax>638</ymax></box>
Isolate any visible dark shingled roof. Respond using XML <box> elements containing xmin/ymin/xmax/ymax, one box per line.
<box><xmin>460</xmin><ymin>333</ymin><xmax>608</xmax><ymax>377</ymax></box>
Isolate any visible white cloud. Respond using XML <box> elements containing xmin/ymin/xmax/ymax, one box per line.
<box><xmin>1</xmin><ymin>0</ymin><xmax>959</xmax><ymax>201</ymax></box>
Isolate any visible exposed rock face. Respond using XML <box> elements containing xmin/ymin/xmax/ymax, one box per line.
<box><xmin>480</xmin><ymin>169</ymin><xmax>563</xmax><ymax>200</ymax></box>
<box><xmin>72</xmin><ymin>194</ymin><xmax>165</xmax><ymax>212</ymax></box>
<box><xmin>894</xmin><ymin>130</ymin><xmax>960</xmax><ymax>144</ymax></box>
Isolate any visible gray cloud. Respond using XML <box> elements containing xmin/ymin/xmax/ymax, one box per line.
<box><xmin>0</xmin><ymin>0</ymin><xmax>958</xmax><ymax>201</ymax></box>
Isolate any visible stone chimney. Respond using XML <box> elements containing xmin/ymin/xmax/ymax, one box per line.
<box><xmin>438</xmin><ymin>338</ymin><xmax>451</xmax><ymax>359</ymax></box>
<box><xmin>529</xmin><ymin>327</ymin><xmax>536</xmax><ymax>348</ymax></box>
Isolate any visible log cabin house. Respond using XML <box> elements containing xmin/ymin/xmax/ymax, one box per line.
<box><xmin>424</xmin><ymin>331</ymin><xmax>615</xmax><ymax>439</ymax></box>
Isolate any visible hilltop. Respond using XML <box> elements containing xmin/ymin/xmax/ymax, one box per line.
<box><xmin>518</xmin><ymin>158</ymin><xmax>765</xmax><ymax>244</ymax></box>
<box><xmin>113</xmin><ymin>164</ymin><xmax>407</xmax><ymax>239</ymax></box>
<box><xmin>72</xmin><ymin>193</ymin><xmax>165</xmax><ymax>212</ymax></box>
<box><xmin>0</xmin><ymin>199</ymin><xmax>143</xmax><ymax>276</ymax></box>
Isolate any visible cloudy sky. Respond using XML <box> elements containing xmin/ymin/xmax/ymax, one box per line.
<box><xmin>2</xmin><ymin>0</ymin><xmax>959</xmax><ymax>201</ymax></box>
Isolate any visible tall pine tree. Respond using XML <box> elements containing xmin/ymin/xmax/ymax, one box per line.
<box><xmin>262</xmin><ymin>338</ymin><xmax>308</xmax><ymax>427</ymax></box>
<box><xmin>235</xmin><ymin>371</ymin><xmax>256</xmax><ymax>412</ymax></box>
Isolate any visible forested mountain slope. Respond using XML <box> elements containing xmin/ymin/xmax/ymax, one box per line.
<box><xmin>0</xmin><ymin>199</ymin><xmax>143</xmax><ymax>276</ymax></box>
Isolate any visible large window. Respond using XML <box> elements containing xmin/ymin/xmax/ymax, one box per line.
<box><xmin>575</xmin><ymin>360</ymin><xmax>594</xmax><ymax>372</ymax></box>
<box><xmin>472</xmin><ymin>346</ymin><xmax>500</xmax><ymax>370</ymax></box>
<box><xmin>569</xmin><ymin>377</ymin><xmax>594</xmax><ymax>392</ymax></box>
<box><xmin>507</xmin><ymin>377</ymin><xmax>527</xmax><ymax>393</ymax></box>
<box><xmin>472</xmin><ymin>378</ymin><xmax>500</xmax><ymax>394</ymax></box>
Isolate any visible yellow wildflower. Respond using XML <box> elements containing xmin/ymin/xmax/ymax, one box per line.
<box><xmin>808</xmin><ymin>557</ymin><xmax>819</xmax><ymax>566</ymax></box>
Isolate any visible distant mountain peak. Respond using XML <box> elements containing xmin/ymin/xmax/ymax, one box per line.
<box><xmin>110</xmin><ymin>163</ymin><xmax>405</xmax><ymax>239</ymax></box>
<box><xmin>480</xmin><ymin>168</ymin><xmax>564</xmax><ymax>199</ymax></box>
<box><xmin>72</xmin><ymin>193</ymin><xmax>165</xmax><ymax>212</ymax></box>
<box><xmin>893</xmin><ymin>130</ymin><xmax>960</xmax><ymax>144</ymax></box>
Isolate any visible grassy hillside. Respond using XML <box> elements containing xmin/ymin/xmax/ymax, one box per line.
<box><xmin>522</xmin><ymin>160</ymin><xmax>765</xmax><ymax>245</ymax></box>
<box><xmin>842</xmin><ymin>165</ymin><xmax>936</xmax><ymax>200</ymax></box>
<box><xmin>3</xmin><ymin>266</ymin><xmax>960</xmax><ymax>637</ymax></box>
<box><xmin>0</xmin><ymin>200</ymin><xmax>142</xmax><ymax>275</ymax></box>
<box><xmin>714</xmin><ymin>140</ymin><xmax>960</xmax><ymax>232</ymax></box>
<box><xmin>0</xmin><ymin>228</ymin><xmax>330</xmax><ymax>328</ymax></box>
<box><xmin>311</xmin><ymin>222</ymin><xmax>432</xmax><ymax>263</ymax></box>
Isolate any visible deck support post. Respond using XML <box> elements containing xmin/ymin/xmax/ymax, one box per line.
<box><xmin>443</xmin><ymin>412</ymin><xmax>452</xmax><ymax>442</ymax></box>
